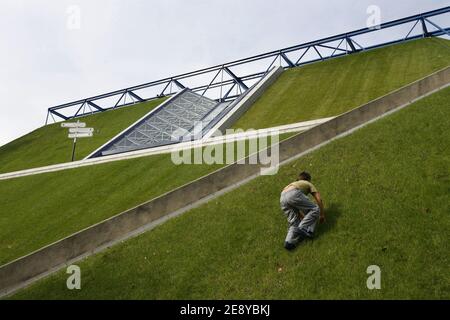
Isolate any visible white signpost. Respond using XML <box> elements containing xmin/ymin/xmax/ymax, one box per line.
<box><xmin>61</xmin><ymin>122</ymin><xmax>87</xmax><ymax>128</ymax></box>
<box><xmin>61</xmin><ymin>121</ymin><xmax>94</xmax><ymax>161</ymax></box>
<box><xmin>68</xmin><ymin>128</ymin><xmax>94</xmax><ymax>134</ymax></box>
<box><xmin>68</xmin><ymin>133</ymin><xmax>93</xmax><ymax>139</ymax></box>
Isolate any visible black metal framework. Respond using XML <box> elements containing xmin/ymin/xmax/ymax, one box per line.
<box><xmin>45</xmin><ymin>6</ymin><xmax>450</xmax><ymax>124</ymax></box>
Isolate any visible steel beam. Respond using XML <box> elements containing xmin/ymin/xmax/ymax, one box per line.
<box><xmin>420</xmin><ymin>17</ymin><xmax>430</xmax><ymax>37</ymax></box>
<box><xmin>330</xmin><ymin>38</ymin><xmax>345</xmax><ymax>57</ymax></box>
<box><xmin>312</xmin><ymin>46</ymin><xmax>324</xmax><ymax>60</ymax></box>
<box><xmin>224</xmin><ymin>67</ymin><xmax>249</xmax><ymax>91</ymax></box>
<box><xmin>113</xmin><ymin>92</ymin><xmax>127</xmax><ymax>109</ymax></box>
<box><xmin>50</xmin><ymin>109</ymin><xmax>69</xmax><ymax>121</ymax></box>
<box><xmin>346</xmin><ymin>37</ymin><xmax>357</xmax><ymax>52</ymax></box>
<box><xmin>44</xmin><ymin>6</ymin><xmax>450</xmax><ymax>122</ymax></box>
<box><xmin>222</xmin><ymin>83</ymin><xmax>236</xmax><ymax>101</ymax></box>
<box><xmin>318</xmin><ymin>43</ymin><xmax>347</xmax><ymax>52</ymax></box>
<box><xmin>73</xmin><ymin>102</ymin><xmax>86</xmax><ymax>117</ymax></box>
<box><xmin>295</xmin><ymin>46</ymin><xmax>311</xmax><ymax>65</ymax></box>
<box><xmin>87</xmin><ymin>101</ymin><xmax>105</xmax><ymax>111</ymax></box>
<box><xmin>172</xmin><ymin>79</ymin><xmax>186</xmax><ymax>89</ymax></box>
<box><xmin>280</xmin><ymin>52</ymin><xmax>296</xmax><ymax>68</ymax></box>
<box><xmin>202</xmin><ymin>69</ymin><xmax>222</xmax><ymax>96</ymax></box>
<box><xmin>424</xmin><ymin>17</ymin><xmax>450</xmax><ymax>37</ymax></box>
<box><xmin>404</xmin><ymin>19</ymin><xmax>420</xmax><ymax>40</ymax></box>
<box><xmin>128</xmin><ymin>91</ymin><xmax>145</xmax><ymax>103</ymax></box>
<box><xmin>160</xmin><ymin>81</ymin><xmax>172</xmax><ymax>96</ymax></box>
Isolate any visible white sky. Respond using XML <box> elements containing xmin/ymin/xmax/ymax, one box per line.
<box><xmin>0</xmin><ymin>0</ymin><xmax>449</xmax><ymax>147</ymax></box>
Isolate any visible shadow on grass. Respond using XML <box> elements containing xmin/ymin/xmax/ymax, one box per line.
<box><xmin>315</xmin><ymin>202</ymin><xmax>342</xmax><ymax>240</ymax></box>
<box><xmin>286</xmin><ymin>203</ymin><xmax>342</xmax><ymax>252</ymax></box>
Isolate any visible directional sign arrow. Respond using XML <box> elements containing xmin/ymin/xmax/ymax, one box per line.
<box><xmin>61</xmin><ymin>122</ymin><xmax>86</xmax><ymax>128</ymax></box>
<box><xmin>68</xmin><ymin>132</ymin><xmax>93</xmax><ymax>139</ymax></box>
<box><xmin>69</xmin><ymin>127</ymin><xmax>94</xmax><ymax>134</ymax></box>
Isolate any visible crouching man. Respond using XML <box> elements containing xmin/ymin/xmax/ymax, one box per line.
<box><xmin>280</xmin><ymin>171</ymin><xmax>325</xmax><ymax>250</ymax></box>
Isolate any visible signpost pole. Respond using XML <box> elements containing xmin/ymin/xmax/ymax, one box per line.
<box><xmin>71</xmin><ymin>120</ymin><xmax>79</xmax><ymax>162</ymax></box>
<box><xmin>71</xmin><ymin>136</ymin><xmax>77</xmax><ymax>162</ymax></box>
<box><xmin>61</xmin><ymin>120</ymin><xmax>93</xmax><ymax>162</ymax></box>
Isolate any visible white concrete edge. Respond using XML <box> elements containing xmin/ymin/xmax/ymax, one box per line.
<box><xmin>202</xmin><ymin>66</ymin><xmax>284</xmax><ymax>140</ymax></box>
<box><xmin>83</xmin><ymin>89</ymin><xmax>186</xmax><ymax>159</ymax></box>
<box><xmin>0</xmin><ymin>117</ymin><xmax>332</xmax><ymax>181</ymax></box>
<box><xmin>3</xmin><ymin>82</ymin><xmax>448</xmax><ymax>299</ymax></box>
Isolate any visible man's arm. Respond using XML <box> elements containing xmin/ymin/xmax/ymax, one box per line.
<box><xmin>312</xmin><ymin>192</ymin><xmax>326</xmax><ymax>223</ymax></box>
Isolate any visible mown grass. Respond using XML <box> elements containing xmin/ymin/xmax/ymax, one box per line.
<box><xmin>11</xmin><ymin>86</ymin><xmax>450</xmax><ymax>300</ymax></box>
<box><xmin>233</xmin><ymin>38</ymin><xmax>450</xmax><ymax>130</ymax></box>
<box><xmin>0</xmin><ymin>99</ymin><xmax>165</xmax><ymax>174</ymax></box>
<box><xmin>0</xmin><ymin>134</ymin><xmax>288</xmax><ymax>265</ymax></box>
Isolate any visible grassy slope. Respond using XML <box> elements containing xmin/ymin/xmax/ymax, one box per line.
<box><xmin>12</xmin><ymin>86</ymin><xmax>450</xmax><ymax>300</ymax></box>
<box><xmin>0</xmin><ymin>99</ymin><xmax>165</xmax><ymax>174</ymax></box>
<box><xmin>233</xmin><ymin>38</ymin><xmax>450</xmax><ymax>130</ymax></box>
<box><xmin>0</xmin><ymin>135</ymin><xmax>287</xmax><ymax>265</ymax></box>
<box><xmin>1</xmin><ymin>38</ymin><xmax>449</xmax><ymax>276</ymax></box>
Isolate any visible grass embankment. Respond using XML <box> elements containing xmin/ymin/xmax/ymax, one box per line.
<box><xmin>233</xmin><ymin>37</ymin><xmax>450</xmax><ymax>129</ymax></box>
<box><xmin>1</xmin><ymin>38</ymin><xmax>449</xmax><ymax>274</ymax></box>
<box><xmin>0</xmin><ymin>99</ymin><xmax>165</xmax><ymax>174</ymax></box>
<box><xmin>0</xmin><ymin>135</ymin><xmax>285</xmax><ymax>265</ymax></box>
<box><xmin>11</xmin><ymin>86</ymin><xmax>450</xmax><ymax>299</ymax></box>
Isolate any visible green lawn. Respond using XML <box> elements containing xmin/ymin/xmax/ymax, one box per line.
<box><xmin>11</xmin><ymin>86</ymin><xmax>450</xmax><ymax>300</ymax></box>
<box><xmin>233</xmin><ymin>38</ymin><xmax>450</xmax><ymax>130</ymax></box>
<box><xmin>0</xmin><ymin>99</ymin><xmax>165</xmax><ymax>174</ymax></box>
<box><xmin>0</xmin><ymin>135</ymin><xmax>286</xmax><ymax>265</ymax></box>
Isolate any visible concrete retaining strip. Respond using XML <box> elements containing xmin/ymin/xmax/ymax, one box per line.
<box><xmin>0</xmin><ymin>66</ymin><xmax>449</xmax><ymax>297</ymax></box>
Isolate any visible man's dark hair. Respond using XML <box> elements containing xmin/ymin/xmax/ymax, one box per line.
<box><xmin>299</xmin><ymin>171</ymin><xmax>312</xmax><ymax>181</ymax></box>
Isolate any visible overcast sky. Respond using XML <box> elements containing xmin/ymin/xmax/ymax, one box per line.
<box><xmin>0</xmin><ymin>0</ymin><xmax>449</xmax><ymax>147</ymax></box>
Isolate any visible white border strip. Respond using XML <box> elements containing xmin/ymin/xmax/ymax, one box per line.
<box><xmin>0</xmin><ymin>117</ymin><xmax>332</xmax><ymax>181</ymax></box>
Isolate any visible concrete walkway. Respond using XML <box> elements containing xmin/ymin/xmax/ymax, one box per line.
<box><xmin>0</xmin><ymin>117</ymin><xmax>332</xmax><ymax>181</ymax></box>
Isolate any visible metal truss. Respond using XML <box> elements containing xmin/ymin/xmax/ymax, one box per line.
<box><xmin>46</xmin><ymin>6</ymin><xmax>450</xmax><ymax>124</ymax></box>
<box><xmin>93</xmin><ymin>89</ymin><xmax>232</xmax><ymax>157</ymax></box>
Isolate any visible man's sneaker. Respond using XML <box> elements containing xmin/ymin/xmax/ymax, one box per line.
<box><xmin>284</xmin><ymin>241</ymin><xmax>296</xmax><ymax>251</ymax></box>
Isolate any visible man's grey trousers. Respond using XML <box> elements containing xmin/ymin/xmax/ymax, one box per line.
<box><xmin>280</xmin><ymin>189</ymin><xmax>320</xmax><ymax>249</ymax></box>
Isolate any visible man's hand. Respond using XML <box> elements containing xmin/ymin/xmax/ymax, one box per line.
<box><xmin>312</xmin><ymin>192</ymin><xmax>325</xmax><ymax>224</ymax></box>
<box><xmin>319</xmin><ymin>214</ymin><xmax>326</xmax><ymax>224</ymax></box>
